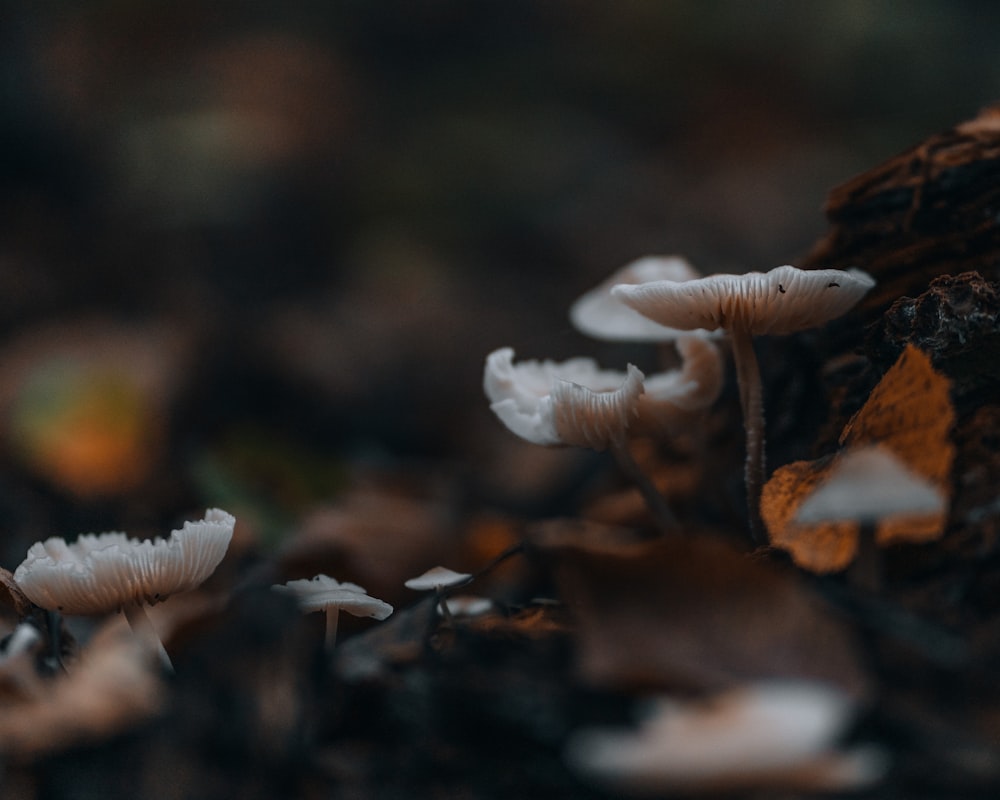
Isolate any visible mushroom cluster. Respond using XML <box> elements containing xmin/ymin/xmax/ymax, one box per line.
<box><xmin>484</xmin><ymin>256</ymin><xmax>725</xmax><ymax>530</ymax></box>
<box><xmin>484</xmin><ymin>258</ymin><xmax>874</xmax><ymax>541</ymax></box>
<box><xmin>613</xmin><ymin>264</ymin><xmax>874</xmax><ymax>542</ymax></box>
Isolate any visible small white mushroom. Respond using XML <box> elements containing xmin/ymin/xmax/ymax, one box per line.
<box><xmin>13</xmin><ymin>508</ymin><xmax>236</xmax><ymax>670</ymax></box>
<box><xmin>613</xmin><ymin>265</ymin><xmax>875</xmax><ymax>543</ymax></box>
<box><xmin>794</xmin><ymin>445</ymin><xmax>947</xmax><ymax>590</ymax></box>
<box><xmin>483</xmin><ymin>348</ymin><xmax>645</xmax><ymax>450</ymax></box>
<box><xmin>570</xmin><ymin>256</ymin><xmax>707</xmax><ymax>342</ymax></box>
<box><xmin>273</xmin><ymin>575</ymin><xmax>393</xmax><ymax>648</ymax></box>
<box><xmin>437</xmin><ymin>595</ymin><xmax>494</xmax><ymax>618</ymax></box>
<box><xmin>404</xmin><ymin>566</ymin><xmax>473</xmax><ymax>592</ymax></box>
<box><xmin>795</xmin><ymin>445</ymin><xmax>946</xmax><ymax>525</ymax></box>
<box><xmin>566</xmin><ymin>682</ymin><xmax>886</xmax><ymax>793</ymax></box>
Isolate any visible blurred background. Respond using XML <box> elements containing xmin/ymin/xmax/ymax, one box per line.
<box><xmin>2</xmin><ymin>0</ymin><xmax>999</xmax><ymax>568</ymax></box>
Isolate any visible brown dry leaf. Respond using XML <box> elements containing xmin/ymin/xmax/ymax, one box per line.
<box><xmin>765</xmin><ymin>345</ymin><xmax>954</xmax><ymax>572</ymax></box>
<box><xmin>762</xmin><ymin>459</ymin><xmax>859</xmax><ymax>573</ymax></box>
<box><xmin>546</xmin><ymin>534</ymin><xmax>870</xmax><ymax>698</ymax></box>
<box><xmin>840</xmin><ymin>344</ymin><xmax>955</xmax><ymax>483</ymax></box>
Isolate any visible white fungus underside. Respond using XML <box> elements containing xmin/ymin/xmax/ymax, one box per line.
<box><xmin>273</xmin><ymin>575</ymin><xmax>393</xmax><ymax>619</ymax></box>
<box><xmin>570</xmin><ymin>255</ymin><xmax>706</xmax><ymax>342</ymax></box>
<box><xmin>484</xmin><ymin>347</ymin><xmax>646</xmax><ymax>449</ymax></box>
<box><xmin>612</xmin><ymin>266</ymin><xmax>875</xmax><ymax>336</ymax></box>
<box><xmin>13</xmin><ymin>509</ymin><xmax>235</xmax><ymax>615</ymax></box>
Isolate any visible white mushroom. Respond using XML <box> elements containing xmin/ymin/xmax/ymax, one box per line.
<box><xmin>613</xmin><ymin>265</ymin><xmax>875</xmax><ymax>543</ymax></box>
<box><xmin>484</xmin><ymin>348</ymin><xmax>679</xmax><ymax>527</ymax></box>
<box><xmin>273</xmin><ymin>574</ymin><xmax>393</xmax><ymax>648</ymax></box>
<box><xmin>566</xmin><ymin>682</ymin><xmax>886</xmax><ymax>793</ymax></box>
<box><xmin>793</xmin><ymin>445</ymin><xmax>947</xmax><ymax>590</ymax></box>
<box><xmin>483</xmin><ymin>348</ymin><xmax>645</xmax><ymax>450</ymax></box>
<box><xmin>795</xmin><ymin>445</ymin><xmax>946</xmax><ymax>525</ymax></box>
<box><xmin>13</xmin><ymin>508</ymin><xmax>235</xmax><ymax>670</ymax></box>
<box><xmin>404</xmin><ymin>566</ymin><xmax>473</xmax><ymax>592</ymax></box>
<box><xmin>570</xmin><ymin>256</ymin><xmax>707</xmax><ymax>342</ymax></box>
<box><xmin>437</xmin><ymin>595</ymin><xmax>494</xmax><ymax>618</ymax></box>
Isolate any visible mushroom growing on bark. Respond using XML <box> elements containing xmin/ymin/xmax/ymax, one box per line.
<box><xmin>612</xmin><ymin>265</ymin><xmax>875</xmax><ymax>543</ymax></box>
<box><xmin>13</xmin><ymin>508</ymin><xmax>235</xmax><ymax>671</ymax></box>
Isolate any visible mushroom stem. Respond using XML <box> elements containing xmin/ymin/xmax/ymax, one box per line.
<box><xmin>123</xmin><ymin>603</ymin><xmax>173</xmax><ymax>673</ymax></box>
<box><xmin>610</xmin><ymin>439</ymin><xmax>677</xmax><ymax>533</ymax></box>
<box><xmin>729</xmin><ymin>326</ymin><xmax>766</xmax><ymax>545</ymax></box>
<box><xmin>849</xmin><ymin>522</ymin><xmax>882</xmax><ymax>594</ymax></box>
<box><xmin>324</xmin><ymin>609</ymin><xmax>340</xmax><ymax>649</ymax></box>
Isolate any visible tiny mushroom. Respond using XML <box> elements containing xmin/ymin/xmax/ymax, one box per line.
<box><xmin>405</xmin><ymin>566</ymin><xmax>476</xmax><ymax>620</ymax></box>
<box><xmin>612</xmin><ymin>265</ymin><xmax>875</xmax><ymax>543</ymax></box>
<box><xmin>565</xmin><ymin>681</ymin><xmax>886</xmax><ymax>794</ymax></box>
<box><xmin>273</xmin><ymin>574</ymin><xmax>393</xmax><ymax>648</ymax></box>
<box><xmin>13</xmin><ymin>508</ymin><xmax>235</xmax><ymax>671</ymax></box>
<box><xmin>404</xmin><ymin>566</ymin><xmax>473</xmax><ymax>592</ymax></box>
<box><xmin>438</xmin><ymin>595</ymin><xmax>494</xmax><ymax>618</ymax></box>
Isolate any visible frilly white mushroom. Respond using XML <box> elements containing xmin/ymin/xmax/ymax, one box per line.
<box><xmin>484</xmin><ymin>341</ymin><xmax>727</xmax><ymax>530</ymax></box>
<box><xmin>483</xmin><ymin>348</ymin><xmax>645</xmax><ymax>450</ymax></box>
<box><xmin>484</xmin><ymin>341</ymin><xmax>722</xmax><ymax>450</ymax></box>
<box><xmin>613</xmin><ymin>265</ymin><xmax>875</xmax><ymax>543</ymax></box>
<box><xmin>566</xmin><ymin>682</ymin><xmax>886</xmax><ymax>793</ymax></box>
<box><xmin>570</xmin><ymin>256</ymin><xmax>708</xmax><ymax>341</ymax></box>
<box><xmin>273</xmin><ymin>574</ymin><xmax>393</xmax><ymax>648</ymax></box>
<box><xmin>13</xmin><ymin>508</ymin><xmax>236</xmax><ymax>670</ymax></box>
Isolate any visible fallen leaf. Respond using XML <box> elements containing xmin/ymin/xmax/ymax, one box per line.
<box><xmin>765</xmin><ymin>345</ymin><xmax>954</xmax><ymax>572</ymax></box>
<box><xmin>545</xmin><ymin>534</ymin><xmax>870</xmax><ymax>697</ymax></box>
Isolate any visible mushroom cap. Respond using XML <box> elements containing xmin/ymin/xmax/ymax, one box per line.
<box><xmin>794</xmin><ymin>445</ymin><xmax>947</xmax><ymax>525</ymax></box>
<box><xmin>13</xmin><ymin>509</ymin><xmax>235</xmax><ymax>616</ymax></box>
<box><xmin>641</xmin><ymin>334</ymin><xmax>724</xmax><ymax>413</ymax></box>
<box><xmin>404</xmin><ymin>566</ymin><xmax>472</xmax><ymax>591</ymax></box>
<box><xmin>566</xmin><ymin>682</ymin><xmax>884</xmax><ymax>792</ymax></box>
<box><xmin>273</xmin><ymin>574</ymin><xmax>393</xmax><ymax>620</ymax></box>
<box><xmin>483</xmin><ymin>348</ymin><xmax>645</xmax><ymax>450</ymax></box>
<box><xmin>438</xmin><ymin>595</ymin><xmax>494</xmax><ymax>617</ymax></box>
<box><xmin>570</xmin><ymin>256</ymin><xmax>708</xmax><ymax>341</ymax></box>
<box><xmin>611</xmin><ymin>265</ymin><xmax>875</xmax><ymax>335</ymax></box>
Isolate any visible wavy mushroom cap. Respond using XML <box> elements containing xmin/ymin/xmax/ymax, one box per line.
<box><xmin>13</xmin><ymin>509</ymin><xmax>235</xmax><ymax>616</ymax></box>
<box><xmin>484</xmin><ymin>348</ymin><xmax>645</xmax><ymax>450</ymax></box>
<box><xmin>273</xmin><ymin>574</ymin><xmax>393</xmax><ymax>620</ymax></box>
<box><xmin>642</xmin><ymin>335</ymin><xmax>724</xmax><ymax>413</ymax></box>
<box><xmin>570</xmin><ymin>256</ymin><xmax>707</xmax><ymax>341</ymax></box>
<box><xmin>611</xmin><ymin>265</ymin><xmax>875</xmax><ymax>336</ymax></box>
